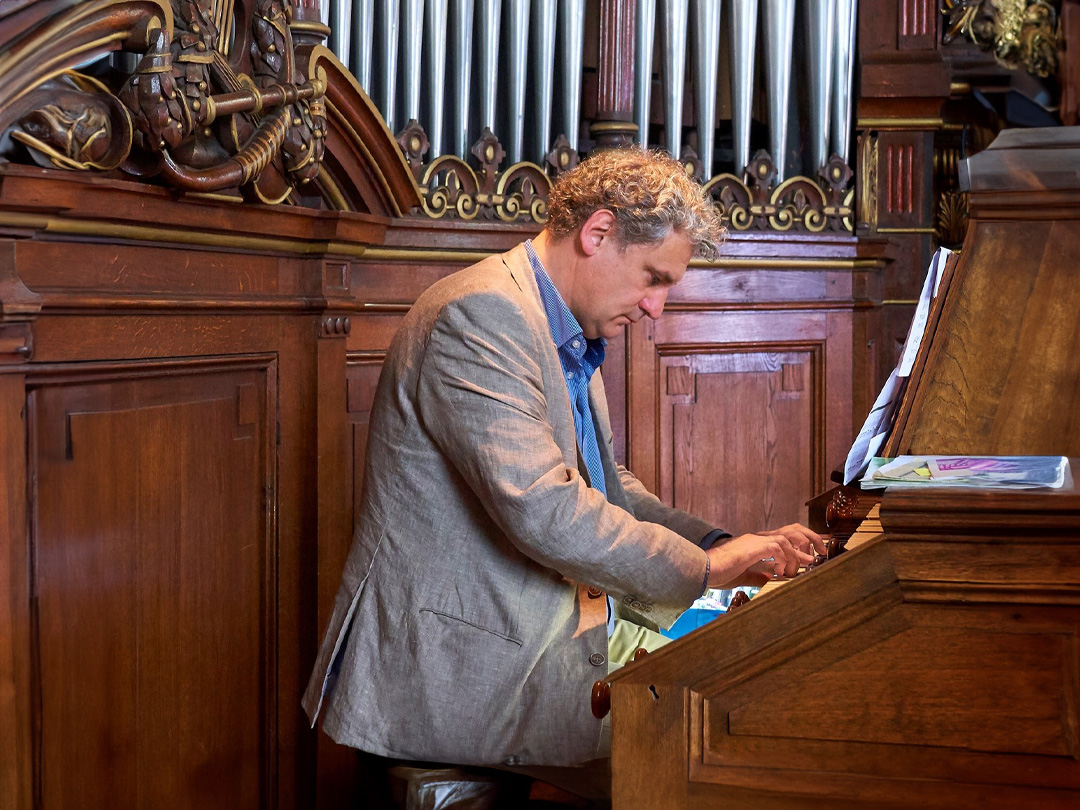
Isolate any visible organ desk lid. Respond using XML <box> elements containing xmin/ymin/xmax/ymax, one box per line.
<box><xmin>608</xmin><ymin>128</ymin><xmax>1080</xmax><ymax>809</ymax></box>
<box><xmin>884</xmin><ymin>126</ymin><xmax>1080</xmax><ymax>459</ymax></box>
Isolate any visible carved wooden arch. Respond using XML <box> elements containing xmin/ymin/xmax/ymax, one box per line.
<box><xmin>0</xmin><ymin>0</ymin><xmax>419</xmax><ymax>216</ymax></box>
<box><xmin>300</xmin><ymin>44</ymin><xmax>421</xmax><ymax>217</ymax></box>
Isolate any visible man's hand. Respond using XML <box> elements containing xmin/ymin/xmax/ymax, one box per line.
<box><xmin>705</xmin><ymin>523</ymin><xmax>828</xmax><ymax>589</ymax></box>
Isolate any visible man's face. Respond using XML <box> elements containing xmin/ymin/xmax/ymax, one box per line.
<box><xmin>574</xmin><ymin>229</ymin><xmax>693</xmax><ymax>340</ymax></box>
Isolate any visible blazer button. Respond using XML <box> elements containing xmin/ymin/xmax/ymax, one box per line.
<box><xmin>589</xmin><ymin>653</ymin><xmax>606</xmax><ymax>667</ymax></box>
<box><xmin>587</xmin><ymin>587</ymin><xmax>603</xmax><ymax>599</ymax></box>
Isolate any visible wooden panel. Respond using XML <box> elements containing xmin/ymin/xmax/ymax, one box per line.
<box><xmin>897</xmin><ymin>0</ymin><xmax>937</xmax><ymax>49</ymax></box>
<box><xmin>0</xmin><ymin>375</ymin><xmax>31</xmax><ymax>810</ymax></box>
<box><xmin>898</xmin><ymin>219</ymin><xmax>1080</xmax><ymax>456</ymax></box>
<box><xmin>628</xmin><ymin>304</ymin><xmax>853</xmax><ymax>535</ymax></box>
<box><xmin>28</xmin><ymin>359</ymin><xmax>275</xmax><ymax>810</ymax></box>
<box><xmin>726</xmin><ymin>625</ymin><xmax>1074</xmax><ymax>755</ymax></box>
<box><xmin>658</xmin><ymin>349</ymin><xmax>818</xmax><ymax>531</ymax></box>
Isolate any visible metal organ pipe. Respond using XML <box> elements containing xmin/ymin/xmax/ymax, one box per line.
<box><xmin>633</xmin><ymin>0</ymin><xmax>657</xmax><ymax>147</ymax></box>
<box><xmin>426</xmin><ymin>0</ymin><xmax>449</xmax><ymax>157</ymax></box>
<box><xmin>832</xmin><ymin>0</ymin><xmax>857</xmax><ymax>166</ymax></box>
<box><xmin>805</xmin><ymin>0</ymin><xmax>836</xmax><ymax>174</ymax></box>
<box><xmin>506</xmin><ymin>0</ymin><xmax>531</xmax><ymax>164</ymax></box>
<box><xmin>477</xmin><ymin>0</ymin><xmax>502</xmax><ymax>134</ymax></box>
<box><xmin>352</xmin><ymin>0</ymin><xmax>375</xmax><ymax>93</ymax></box>
<box><xmin>403</xmin><ymin>0</ymin><xmax>426</xmax><ymax>123</ymax></box>
<box><xmin>728</xmin><ymin>0</ymin><xmax>758</xmax><ymax>176</ymax></box>
<box><xmin>450</xmin><ymin>0</ymin><xmax>475</xmax><ymax>157</ymax></box>
<box><xmin>559</xmin><ymin>0</ymin><xmax>585</xmax><ymax>152</ymax></box>
<box><xmin>532</xmin><ymin>0</ymin><xmax>558</xmax><ymax>162</ymax></box>
<box><xmin>660</xmin><ymin>0</ymin><xmax>689</xmax><ymax>159</ymax></box>
<box><xmin>378</xmin><ymin>0</ymin><xmax>402</xmax><ymax>134</ymax></box>
<box><xmin>762</xmin><ymin>0</ymin><xmax>794</xmax><ymax>180</ymax></box>
<box><xmin>691</xmin><ymin>0</ymin><xmax>721</xmax><ymax>179</ymax></box>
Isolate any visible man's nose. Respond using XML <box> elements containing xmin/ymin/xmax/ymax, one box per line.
<box><xmin>640</xmin><ymin>289</ymin><xmax>668</xmax><ymax>320</ymax></box>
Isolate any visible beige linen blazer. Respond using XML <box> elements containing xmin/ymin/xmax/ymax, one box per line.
<box><xmin>302</xmin><ymin>244</ymin><xmax>716</xmax><ymax>767</ymax></box>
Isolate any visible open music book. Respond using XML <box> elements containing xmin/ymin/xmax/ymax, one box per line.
<box><xmin>859</xmin><ymin>455</ymin><xmax>1070</xmax><ymax>490</ymax></box>
<box><xmin>843</xmin><ymin>247</ymin><xmax>954</xmax><ymax>484</ymax></box>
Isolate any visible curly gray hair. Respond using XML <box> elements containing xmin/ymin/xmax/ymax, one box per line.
<box><xmin>545</xmin><ymin>148</ymin><xmax>725</xmax><ymax>261</ymax></box>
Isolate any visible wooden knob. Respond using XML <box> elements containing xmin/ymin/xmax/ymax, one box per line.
<box><xmin>633</xmin><ymin>647</ymin><xmax>650</xmax><ymax>662</ymax></box>
<box><xmin>728</xmin><ymin>591</ymin><xmax>751</xmax><ymax>611</ymax></box>
<box><xmin>591</xmin><ymin>680</ymin><xmax>611</xmax><ymax>719</ymax></box>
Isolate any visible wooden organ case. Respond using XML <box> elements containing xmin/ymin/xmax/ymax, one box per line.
<box><xmin>606</xmin><ymin>130</ymin><xmax>1080</xmax><ymax>809</ymax></box>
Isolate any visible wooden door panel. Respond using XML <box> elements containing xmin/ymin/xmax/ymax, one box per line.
<box><xmin>660</xmin><ymin>350</ymin><xmax>817</xmax><ymax>532</ymax></box>
<box><xmin>28</xmin><ymin>359</ymin><xmax>275</xmax><ymax>810</ymax></box>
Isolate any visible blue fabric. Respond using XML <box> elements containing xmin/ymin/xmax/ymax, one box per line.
<box><xmin>525</xmin><ymin>240</ymin><xmax>616</xmax><ymax>634</ymax></box>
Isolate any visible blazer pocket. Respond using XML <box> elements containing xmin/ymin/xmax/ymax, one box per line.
<box><xmin>418</xmin><ymin>608</ymin><xmax>523</xmax><ymax>646</ymax></box>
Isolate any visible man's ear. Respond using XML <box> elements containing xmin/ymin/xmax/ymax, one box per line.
<box><xmin>577</xmin><ymin>209</ymin><xmax>617</xmax><ymax>257</ymax></box>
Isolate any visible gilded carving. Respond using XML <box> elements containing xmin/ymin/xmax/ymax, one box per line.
<box><xmin>400</xmin><ymin>122</ymin><xmax>851</xmax><ymax>232</ymax></box>
<box><xmin>702</xmin><ymin>151</ymin><xmax>854</xmax><ymax>234</ymax></box>
<box><xmin>940</xmin><ymin>0</ymin><xmax>1060</xmax><ymax>77</ymax></box>
<box><xmin>858</xmin><ymin>133</ymin><xmax>879</xmax><ymax>232</ymax></box>
<box><xmin>8</xmin><ymin>72</ymin><xmax>133</xmax><ymax>172</ymax></box>
<box><xmin>1</xmin><ymin>0</ymin><xmax>326</xmax><ymax>203</ymax></box>
<box><xmin>405</xmin><ymin>124</ymin><xmax>557</xmax><ymax>224</ymax></box>
<box><xmin>937</xmin><ymin>190</ymin><xmax>970</xmax><ymax>245</ymax></box>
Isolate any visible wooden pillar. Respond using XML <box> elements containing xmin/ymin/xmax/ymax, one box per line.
<box><xmin>0</xmin><ymin>238</ymin><xmax>40</xmax><ymax>810</ymax></box>
<box><xmin>591</xmin><ymin>0</ymin><xmax>638</xmax><ymax>149</ymax></box>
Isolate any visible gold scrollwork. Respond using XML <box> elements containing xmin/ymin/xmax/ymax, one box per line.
<box><xmin>940</xmin><ymin>0</ymin><xmax>1060</xmax><ymax>77</ymax></box>
<box><xmin>703</xmin><ymin>151</ymin><xmax>854</xmax><ymax>234</ymax></box>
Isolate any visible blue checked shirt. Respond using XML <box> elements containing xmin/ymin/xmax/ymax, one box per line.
<box><xmin>525</xmin><ymin>241</ymin><xmax>717</xmax><ymax>636</ymax></box>
<box><xmin>525</xmin><ymin>241</ymin><xmax>617</xmax><ymax>634</ymax></box>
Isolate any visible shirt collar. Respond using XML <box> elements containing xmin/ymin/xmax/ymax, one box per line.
<box><xmin>525</xmin><ymin>240</ymin><xmax>606</xmax><ymax>368</ymax></box>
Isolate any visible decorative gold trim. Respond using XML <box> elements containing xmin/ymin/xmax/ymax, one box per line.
<box><xmin>361</xmin><ymin>245</ymin><xmax>884</xmax><ymax>269</ymax></box>
<box><xmin>289</xmin><ymin>21</ymin><xmax>332</xmax><ymax>37</ymax></box>
<box><xmin>876</xmin><ymin>226</ymin><xmax>937</xmax><ymax>234</ymax></box>
<box><xmin>857</xmin><ymin>118</ymin><xmax>944</xmax><ymax>129</ymax></box>
<box><xmin>317</xmin><ymin>164</ymin><xmax>353</xmax><ymax>212</ymax></box>
<box><xmin>858</xmin><ymin>133</ymin><xmax>879</xmax><ymax>231</ymax></box>
<box><xmin>691</xmin><ymin>258</ymin><xmax>884</xmax><ymax>270</ymax></box>
<box><xmin>324</xmin><ymin>97</ymin><xmax>408</xmax><ymax>217</ymax></box>
<box><xmin>588</xmin><ymin>121</ymin><xmax>640</xmax><ymax>134</ymax></box>
<box><xmin>0</xmin><ymin>210</ymin><xmax>372</xmax><ymax>257</ymax></box>
<box><xmin>362</xmin><ymin>248</ymin><xmax>500</xmax><ymax>263</ymax></box>
<box><xmin>663</xmin><ymin>300</ymin><xmax>877</xmax><ymax>312</ymax></box>
<box><xmin>882</xmin><ymin>299</ymin><xmax>919</xmax><ymax>305</ymax></box>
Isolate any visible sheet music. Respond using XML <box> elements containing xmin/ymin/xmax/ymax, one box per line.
<box><xmin>843</xmin><ymin>247</ymin><xmax>953</xmax><ymax>484</ymax></box>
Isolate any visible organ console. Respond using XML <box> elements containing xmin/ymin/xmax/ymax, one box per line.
<box><xmin>605</xmin><ymin>127</ymin><xmax>1080</xmax><ymax>809</ymax></box>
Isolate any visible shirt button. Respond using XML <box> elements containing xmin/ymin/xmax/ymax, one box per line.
<box><xmin>589</xmin><ymin>653</ymin><xmax>606</xmax><ymax>667</ymax></box>
<box><xmin>587</xmin><ymin>587</ymin><xmax>603</xmax><ymax>599</ymax></box>
<box><xmin>572</xmin><ymin>339</ymin><xmax>581</xmax><ymax>348</ymax></box>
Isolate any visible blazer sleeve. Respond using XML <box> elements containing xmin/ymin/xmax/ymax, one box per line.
<box><xmin>415</xmin><ymin>289</ymin><xmax>708</xmax><ymax>626</ymax></box>
<box><xmin>616</xmin><ymin>468</ymin><xmax>731</xmax><ymax>549</ymax></box>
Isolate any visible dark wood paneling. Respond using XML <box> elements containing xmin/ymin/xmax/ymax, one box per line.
<box><xmin>657</xmin><ymin>348</ymin><xmax>818</xmax><ymax>530</ymax></box>
<box><xmin>625</xmin><ymin>297</ymin><xmax>858</xmax><ymax>534</ymax></box>
<box><xmin>28</xmin><ymin>359</ymin><xmax>276</xmax><ymax>810</ymax></box>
